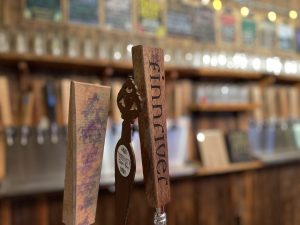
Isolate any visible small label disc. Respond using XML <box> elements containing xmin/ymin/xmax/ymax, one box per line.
<box><xmin>117</xmin><ymin>145</ymin><xmax>131</xmax><ymax>177</ymax></box>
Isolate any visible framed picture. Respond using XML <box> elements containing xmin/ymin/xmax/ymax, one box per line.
<box><xmin>277</xmin><ymin>22</ymin><xmax>294</xmax><ymax>51</ymax></box>
<box><xmin>68</xmin><ymin>0</ymin><xmax>99</xmax><ymax>25</ymax></box>
<box><xmin>24</xmin><ymin>0</ymin><xmax>62</xmax><ymax>22</ymax></box>
<box><xmin>220</xmin><ymin>8</ymin><xmax>236</xmax><ymax>44</ymax></box>
<box><xmin>136</xmin><ymin>0</ymin><xmax>166</xmax><ymax>36</ymax></box>
<box><xmin>193</xmin><ymin>6</ymin><xmax>215</xmax><ymax>44</ymax></box>
<box><xmin>241</xmin><ymin>16</ymin><xmax>256</xmax><ymax>46</ymax></box>
<box><xmin>105</xmin><ymin>0</ymin><xmax>132</xmax><ymax>30</ymax></box>
<box><xmin>167</xmin><ymin>0</ymin><xmax>192</xmax><ymax>37</ymax></box>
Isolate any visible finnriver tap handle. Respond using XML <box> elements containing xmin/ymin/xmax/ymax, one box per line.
<box><xmin>132</xmin><ymin>45</ymin><xmax>171</xmax><ymax>209</ymax></box>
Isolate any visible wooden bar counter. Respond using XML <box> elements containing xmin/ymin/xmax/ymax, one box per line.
<box><xmin>0</xmin><ymin>161</ymin><xmax>299</xmax><ymax>225</ymax></box>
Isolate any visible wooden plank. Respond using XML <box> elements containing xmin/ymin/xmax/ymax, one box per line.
<box><xmin>190</xmin><ymin>103</ymin><xmax>257</xmax><ymax>112</ymax></box>
<box><xmin>197</xmin><ymin>161</ymin><xmax>263</xmax><ymax>176</ymax></box>
<box><xmin>62</xmin><ymin>81</ymin><xmax>111</xmax><ymax>225</ymax></box>
<box><xmin>0</xmin><ymin>53</ymin><xmax>131</xmax><ymax>72</ymax></box>
<box><xmin>167</xmin><ymin>67</ymin><xmax>262</xmax><ymax>80</ymax></box>
<box><xmin>132</xmin><ymin>45</ymin><xmax>171</xmax><ymax>208</ymax></box>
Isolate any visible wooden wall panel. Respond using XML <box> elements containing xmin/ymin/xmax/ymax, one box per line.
<box><xmin>127</xmin><ymin>186</ymin><xmax>152</xmax><ymax>225</ymax></box>
<box><xmin>48</xmin><ymin>193</ymin><xmax>63</xmax><ymax>225</ymax></box>
<box><xmin>196</xmin><ymin>175</ymin><xmax>235</xmax><ymax>225</ymax></box>
<box><xmin>11</xmin><ymin>197</ymin><xmax>38</xmax><ymax>225</ymax></box>
<box><xmin>250</xmin><ymin>168</ymin><xmax>281</xmax><ymax>225</ymax></box>
<box><xmin>278</xmin><ymin>166</ymin><xmax>300</xmax><ymax>225</ymax></box>
<box><xmin>95</xmin><ymin>190</ymin><xmax>115</xmax><ymax>225</ymax></box>
<box><xmin>167</xmin><ymin>179</ymin><xmax>197</xmax><ymax>225</ymax></box>
<box><xmin>0</xmin><ymin>163</ymin><xmax>300</xmax><ymax>225</ymax></box>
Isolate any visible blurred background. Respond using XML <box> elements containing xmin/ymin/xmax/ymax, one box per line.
<box><xmin>0</xmin><ymin>0</ymin><xmax>300</xmax><ymax>224</ymax></box>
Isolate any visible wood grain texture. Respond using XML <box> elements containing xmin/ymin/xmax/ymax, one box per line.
<box><xmin>132</xmin><ymin>45</ymin><xmax>171</xmax><ymax>208</ymax></box>
<box><xmin>62</xmin><ymin>81</ymin><xmax>111</xmax><ymax>225</ymax></box>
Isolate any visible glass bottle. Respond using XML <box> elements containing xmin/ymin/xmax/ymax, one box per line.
<box><xmin>66</xmin><ymin>29</ymin><xmax>80</xmax><ymax>58</ymax></box>
<box><xmin>32</xmin><ymin>29</ymin><xmax>46</xmax><ymax>55</ymax></box>
<box><xmin>15</xmin><ymin>25</ymin><xmax>29</xmax><ymax>54</ymax></box>
<box><xmin>48</xmin><ymin>29</ymin><xmax>63</xmax><ymax>56</ymax></box>
<box><xmin>97</xmin><ymin>31</ymin><xmax>110</xmax><ymax>60</ymax></box>
<box><xmin>0</xmin><ymin>25</ymin><xmax>10</xmax><ymax>53</ymax></box>
<box><xmin>83</xmin><ymin>31</ymin><xmax>95</xmax><ymax>59</ymax></box>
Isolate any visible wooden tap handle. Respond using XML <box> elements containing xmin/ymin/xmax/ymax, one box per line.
<box><xmin>44</xmin><ymin>81</ymin><xmax>57</xmax><ymax>125</ymax></box>
<box><xmin>0</xmin><ymin>77</ymin><xmax>13</xmax><ymax>127</ymax></box>
<box><xmin>32</xmin><ymin>79</ymin><xmax>47</xmax><ymax>126</ymax></box>
<box><xmin>22</xmin><ymin>92</ymin><xmax>35</xmax><ymax>126</ymax></box>
<box><xmin>61</xmin><ymin>79</ymin><xmax>71</xmax><ymax>126</ymax></box>
<box><xmin>62</xmin><ymin>81</ymin><xmax>111</xmax><ymax>225</ymax></box>
<box><xmin>132</xmin><ymin>45</ymin><xmax>171</xmax><ymax>208</ymax></box>
<box><xmin>278</xmin><ymin>87</ymin><xmax>289</xmax><ymax>120</ymax></box>
<box><xmin>110</xmin><ymin>81</ymin><xmax>123</xmax><ymax>124</ymax></box>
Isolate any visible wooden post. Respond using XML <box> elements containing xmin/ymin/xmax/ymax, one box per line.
<box><xmin>132</xmin><ymin>46</ymin><xmax>171</xmax><ymax>211</ymax></box>
<box><xmin>63</xmin><ymin>81</ymin><xmax>111</xmax><ymax>225</ymax></box>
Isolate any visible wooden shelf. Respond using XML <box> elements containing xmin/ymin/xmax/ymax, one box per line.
<box><xmin>190</xmin><ymin>103</ymin><xmax>258</xmax><ymax>112</ymax></box>
<box><xmin>167</xmin><ymin>67</ymin><xmax>262</xmax><ymax>80</ymax></box>
<box><xmin>0</xmin><ymin>52</ymin><xmax>132</xmax><ymax>72</ymax></box>
<box><xmin>1</xmin><ymin>53</ymin><xmax>299</xmax><ymax>84</ymax></box>
<box><xmin>274</xmin><ymin>75</ymin><xmax>300</xmax><ymax>84</ymax></box>
<box><xmin>197</xmin><ymin>161</ymin><xmax>263</xmax><ymax>176</ymax></box>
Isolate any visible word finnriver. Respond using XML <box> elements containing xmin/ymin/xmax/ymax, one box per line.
<box><xmin>149</xmin><ymin>58</ymin><xmax>169</xmax><ymax>186</ymax></box>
